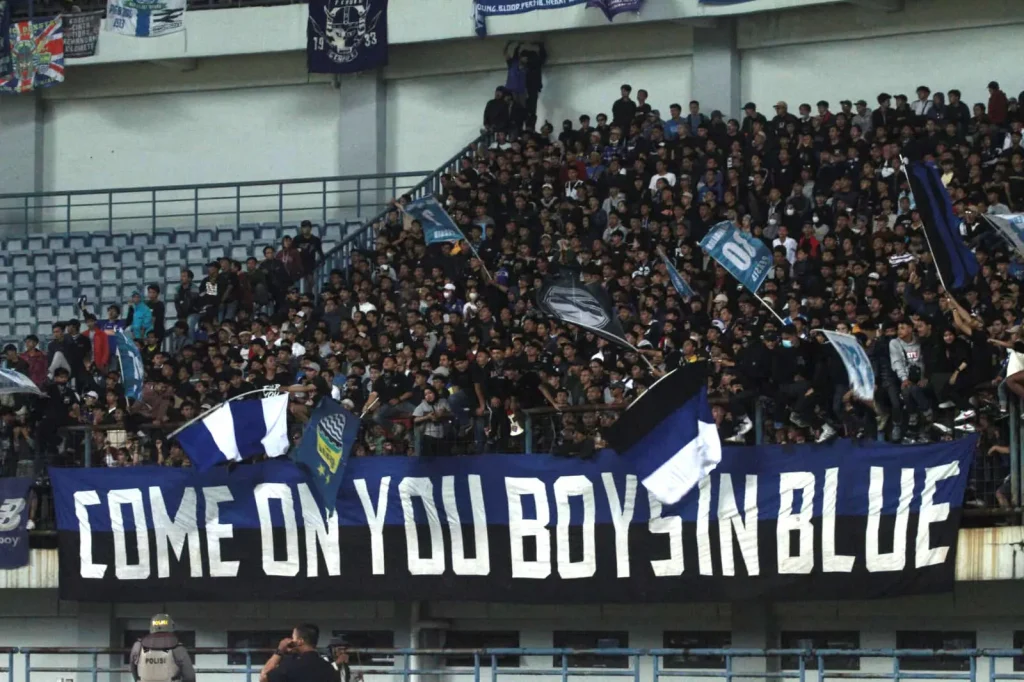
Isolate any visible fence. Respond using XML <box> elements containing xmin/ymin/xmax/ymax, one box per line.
<box><xmin>4</xmin><ymin>648</ymin><xmax>1024</xmax><ymax>682</ymax></box>
<box><xmin>0</xmin><ymin>172</ymin><xmax>428</xmax><ymax>238</ymax></box>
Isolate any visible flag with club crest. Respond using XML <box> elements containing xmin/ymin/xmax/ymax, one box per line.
<box><xmin>0</xmin><ymin>18</ymin><xmax>64</xmax><ymax>93</ymax></box>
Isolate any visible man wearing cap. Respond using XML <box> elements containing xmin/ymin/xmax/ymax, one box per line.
<box><xmin>771</xmin><ymin>101</ymin><xmax>797</xmax><ymax>138</ymax></box>
<box><xmin>852</xmin><ymin>100</ymin><xmax>873</xmax><ymax>135</ymax></box>
<box><xmin>328</xmin><ymin>635</ymin><xmax>364</xmax><ymax>682</ymax></box>
<box><xmin>741</xmin><ymin>102</ymin><xmax>766</xmax><ymax>137</ymax></box>
<box><xmin>130</xmin><ymin>614</ymin><xmax>195</xmax><ymax>682</ymax></box>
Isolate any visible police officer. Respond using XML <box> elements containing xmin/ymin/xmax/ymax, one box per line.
<box><xmin>130</xmin><ymin>614</ymin><xmax>196</xmax><ymax>682</ymax></box>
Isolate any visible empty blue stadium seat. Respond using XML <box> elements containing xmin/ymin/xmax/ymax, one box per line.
<box><xmin>0</xmin><ymin>269</ymin><xmax>10</xmax><ymax>289</ymax></box>
<box><xmin>78</xmin><ymin>285</ymin><xmax>98</xmax><ymax>305</ymax></box>
<box><xmin>11</xmin><ymin>254</ymin><xmax>30</xmax><ymax>272</ymax></box>
<box><xmin>111</xmin><ymin>234</ymin><xmax>129</xmax><ymax>250</ymax></box>
<box><xmin>96</xmin><ymin>247</ymin><xmax>119</xmax><ymax>265</ymax></box>
<box><xmin>173</xmin><ymin>229</ymin><xmax>193</xmax><ymax>245</ymax></box>
<box><xmin>13</xmin><ymin>272</ymin><xmax>30</xmax><ymax>288</ymax></box>
<box><xmin>144</xmin><ymin>266</ymin><xmax>162</xmax><ymax>283</ymax></box>
<box><xmin>78</xmin><ymin>268</ymin><xmax>98</xmax><ymax>285</ymax></box>
<box><xmin>14</xmin><ymin>306</ymin><xmax>32</xmax><ymax>323</ymax></box>
<box><xmin>36</xmin><ymin>305</ymin><xmax>55</xmax><ymax>324</ymax></box>
<box><xmin>258</xmin><ymin>226</ymin><xmax>278</xmax><ymax>244</ymax></box>
<box><xmin>53</xmin><ymin>250</ymin><xmax>75</xmax><ymax>268</ymax></box>
<box><xmin>230</xmin><ymin>245</ymin><xmax>249</xmax><ymax>261</ymax></box>
<box><xmin>122</xmin><ymin>249</ymin><xmax>141</xmax><ymax>267</ymax></box>
<box><xmin>122</xmin><ymin>267</ymin><xmax>142</xmax><ymax>285</ymax></box>
<box><xmin>31</xmin><ymin>253</ymin><xmax>51</xmax><ymax>270</ymax></box>
<box><xmin>0</xmin><ymin>323</ymin><xmax>12</xmax><ymax>341</ymax></box>
<box><xmin>121</xmin><ymin>284</ymin><xmax>138</xmax><ymax>300</ymax></box>
<box><xmin>164</xmin><ymin>248</ymin><xmax>184</xmax><ymax>266</ymax></box>
<box><xmin>100</xmin><ymin>284</ymin><xmax>118</xmax><ymax>303</ymax></box>
<box><xmin>13</xmin><ymin>323</ymin><xmax>31</xmax><ymax>337</ymax></box>
<box><xmin>130</xmin><ymin>233</ymin><xmax>151</xmax><ymax>248</ymax></box>
<box><xmin>91</xmin><ymin>235</ymin><xmax>110</xmax><ymax>249</ymax></box>
<box><xmin>47</xmin><ymin>235</ymin><xmax>68</xmax><ymax>250</ymax></box>
<box><xmin>5</xmin><ymin>238</ymin><xmax>24</xmax><ymax>252</ymax></box>
<box><xmin>186</xmin><ymin>246</ymin><xmax>206</xmax><ymax>264</ymax></box>
<box><xmin>238</xmin><ymin>226</ymin><xmax>257</xmax><ymax>243</ymax></box>
<box><xmin>143</xmin><ymin>247</ymin><xmax>163</xmax><ymax>265</ymax></box>
<box><xmin>56</xmin><ymin>287</ymin><xmax>77</xmax><ymax>305</ymax></box>
<box><xmin>0</xmin><ymin>288</ymin><xmax>9</xmax><ymax>306</ymax></box>
<box><xmin>215</xmin><ymin>227</ymin><xmax>236</xmax><ymax>244</ymax></box>
<box><xmin>56</xmin><ymin>268</ymin><xmax>77</xmax><ymax>286</ymax></box>
<box><xmin>68</xmin><ymin>235</ymin><xmax>89</xmax><ymax>251</ymax></box>
<box><xmin>77</xmin><ymin>251</ymin><xmax>97</xmax><ymax>270</ymax></box>
<box><xmin>57</xmin><ymin>304</ymin><xmax>76</xmax><ymax>321</ymax></box>
<box><xmin>35</xmin><ymin>271</ymin><xmax>54</xmax><ymax>289</ymax></box>
<box><xmin>208</xmin><ymin>245</ymin><xmax>226</xmax><ymax>261</ymax></box>
<box><xmin>196</xmin><ymin>228</ymin><xmax>215</xmax><ymax>245</ymax></box>
<box><xmin>26</xmin><ymin>236</ymin><xmax>44</xmax><ymax>251</ymax></box>
<box><xmin>100</xmin><ymin>268</ymin><xmax>119</xmax><ymax>284</ymax></box>
<box><xmin>154</xmin><ymin>230</ymin><xmax>175</xmax><ymax>246</ymax></box>
<box><xmin>33</xmin><ymin>288</ymin><xmax>54</xmax><ymax>304</ymax></box>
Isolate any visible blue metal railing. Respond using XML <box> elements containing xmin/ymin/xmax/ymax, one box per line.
<box><xmin>312</xmin><ymin>133</ymin><xmax>487</xmax><ymax>292</ymax></box>
<box><xmin>0</xmin><ymin>171</ymin><xmax>428</xmax><ymax>238</ymax></box>
<box><xmin>4</xmin><ymin>648</ymin><xmax>1024</xmax><ymax>682</ymax></box>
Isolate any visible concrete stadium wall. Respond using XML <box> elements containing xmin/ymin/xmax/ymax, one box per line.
<box><xmin>3</xmin><ymin>582</ymin><xmax>1024</xmax><ymax>682</ymax></box>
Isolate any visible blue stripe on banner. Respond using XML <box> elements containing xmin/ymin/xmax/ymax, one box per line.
<box><xmin>136</xmin><ymin>10</ymin><xmax>149</xmax><ymax>36</ymax></box>
<box><xmin>624</xmin><ymin>390</ymin><xmax>704</xmax><ymax>481</ymax></box>
<box><xmin>175</xmin><ymin>419</ymin><xmax>224</xmax><ymax>472</ymax></box>
<box><xmin>49</xmin><ymin>436</ymin><xmax>977</xmax><ymax>532</ymax></box>
<box><xmin>229</xmin><ymin>400</ymin><xmax>269</xmax><ymax>460</ymax></box>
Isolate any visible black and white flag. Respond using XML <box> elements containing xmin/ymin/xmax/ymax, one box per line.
<box><xmin>536</xmin><ymin>271</ymin><xmax>630</xmax><ymax>348</ymax></box>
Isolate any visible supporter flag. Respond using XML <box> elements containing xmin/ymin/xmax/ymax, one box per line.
<box><xmin>982</xmin><ymin>214</ymin><xmax>1024</xmax><ymax>258</ymax></box>
<box><xmin>176</xmin><ymin>394</ymin><xmax>290</xmax><ymax>472</ymax></box>
<box><xmin>906</xmin><ymin>160</ymin><xmax>978</xmax><ymax>290</ymax></box>
<box><xmin>64</xmin><ymin>10</ymin><xmax>102</xmax><ymax>58</ymax></box>
<box><xmin>586</xmin><ymin>0</ymin><xmax>643</xmax><ymax>21</ymax></box>
<box><xmin>106</xmin><ymin>0</ymin><xmax>185</xmax><ymax>37</ymax></box>
<box><xmin>308</xmin><ymin>0</ymin><xmax>388</xmax><ymax>74</ymax></box>
<box><xmin>604</xmin><ymin>363</ymin><xmax>721</xmax><ymax>505</ymax></box>
<box><xmin>404</xmin><ymin>197</ymin><xmax>464</xmax><ymax>245</ymax></box>
<box><xmin>114</xmin><ymin>330</ymin><xmax>144</xmax><ymax>402</ymax></box>
<box><xmin>474</xmin><ymin>0</ymin><xmax>586</xmax><ymax>37</ymax></box>
<box><xmin>0</xmin><ymin>368</ymin><xmax>42</xmax><ymax>396</ymax></box>
<box><xmin>536</xmin><ymin>271</ymin><xmax>631</xmax><ymax>349</ymax></box>
<box><xmin>294</xmin><ymin>398</ymin><xmax>360</xmax><ymax>514</ymax></box>
<box><xmin>699</xmin><ymin>221</ymin><xmax>773</xmax><ymax>295</ymax></box>
<box><xmin>822</xmin><ymin>331</ymin><xmax>875</xmax><ymax>402</ymax></box>
<box><xmin>0</xmin><ymin>477</ymin><xmax>32</xmax><ymax>569</ymax></box>
<box><xmin>0</xmin><ymin>18</ymin><xmax>64</xmax><ymax>93</ymax></box>
<box><xmin>660</xmin><ymin>251</ymin><xmax>695</xmax><ymax>298</ymax></box>
<box><xmin>0</xmin><ymin>0</ymin><xmax>11</xmax><ymax>77</ymax></box>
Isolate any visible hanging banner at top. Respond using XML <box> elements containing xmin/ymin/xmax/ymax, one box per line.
<box><xmin>308</xmin><ymin>0</ymin><xmax>388</xmax><ymax>74</ymax></box>
<box><xmin>106</xmin><ymin>0</ymin><xmax>185</xmax><ymax>37</ymax></box>
<box><xmin>473</xmin><ymin>0</ymin><xmax>586</xmax><ymax>37</ymax></box>
<box><xmin>51</xmin><ymin>437</ymin><xmax>976</xmax><ymax>603</ymax></box>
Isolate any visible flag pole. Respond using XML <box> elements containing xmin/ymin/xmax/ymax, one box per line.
<box><xmin>753</xmin><ymin>292</ymin><xmax>787</xmax><ymax>326</ymax></box>
<box><xmin>400</xmin><ymin>203</ymin><xmax>493</xmax><ymax>279</ymax></box>
<box><xmin>899</xmin><ymin>156</ymin><xmax>949</xmax><ymax>292</ymax></box>
<box><xmin>360</xmin><ymin>395</ymin><xmax>379</xmax><ymax>418</ymax></box>
<box><xmin>166</xmin><ymin>386</ymin><xmax>284</xmax><ymax>439</ymax></box>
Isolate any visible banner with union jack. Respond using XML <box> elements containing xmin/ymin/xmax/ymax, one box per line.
<box><xmin>0</xmin><ymin>18</ymin><xmax>64</xmax><ymax>94</ymax></box>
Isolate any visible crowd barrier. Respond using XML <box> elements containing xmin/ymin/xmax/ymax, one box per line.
<box><xmin>4</xmin><ymin>648</ymin><xmax>1024</xmax><ymax>682</ymax></box>
<box><xmin>0</xmin><ymin>172</ymin><xmax>427</xmax><ymax>237</ymax></box>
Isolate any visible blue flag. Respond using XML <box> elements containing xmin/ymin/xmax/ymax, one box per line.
<box><xmin>586</xmin><ymin>0</ymin><xmax>643</xmax><ymax>21</ymax></box>
<box><xmin>404</xmin><ymin>197</ymin><xmax>464</xmax><ymax>245</ymax></box>
<box><xmin>308</xmin><ymin>0</ymin><xmax>388</xmax><ymax>74</ymax></box>
<box><xmin>473</xmin><ymin>0</ymin><xmax>586</xmax><ymax>36</ymax></box>
<box><xmin>660</xmin><ymin>252</ymin><xmax>695</xmax><ymax>298</ymax></box>
<box><xmin>177</xmin><ymin>394</ymin><xmax>291</xmax><ymax>472</ymax></box>
<box><xmin>906</xmin><ymin>160</ymin><xmax>978</xmax><ymax>290</ymax></box>
<box><xmin>0</xmin><ymin>476</ymin><xmax>31</xmax><ymax>569</ymax></box>
<box><xmin>699</xmin><ymin>221</ymin><xmax>773</xmax><ymax>295</ymax></box>
<box><xmin>115</xmin><ymin>330</ymin><xmax>144</xmax><ymax>402</ymax></box>
<box><xmin>295</xmin><ymin>398</ymin><xmax>361</xmax><ymax>514</ymax></box>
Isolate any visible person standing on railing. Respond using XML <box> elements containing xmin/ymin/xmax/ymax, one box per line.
<box><xmin>130</xmin><ymin>614</ymin><xmax>195</xmax><ymax>682</ymax></box>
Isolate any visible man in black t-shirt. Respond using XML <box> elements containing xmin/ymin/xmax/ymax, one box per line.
<box><xmin>260</xmin><ymin>624</ymin><xmax>334</xmax><ymax>682</ymax></box>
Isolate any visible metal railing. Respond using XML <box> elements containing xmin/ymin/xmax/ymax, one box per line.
<box><xmin>4</xmin><ymin>648</ymin><xmax>1024</xmax><ymax>682</ymax></box>
<box><xmin>312</xmin><ymin>133</ymin><xmax>488</xmax><ymax>290</ymax></box>
<box><xmin>0</xmin><ymin>172</ymin><xmax>427</xmax><ymax>238</ymax></box>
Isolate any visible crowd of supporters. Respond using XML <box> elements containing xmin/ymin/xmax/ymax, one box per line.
<box><xmin>1</xmin><ymin>76</ymin><xmax>1023</xmax><ymax>517</ymax></box>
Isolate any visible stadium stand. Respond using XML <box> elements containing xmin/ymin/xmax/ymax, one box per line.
<box><xmin>1</xmin><ymin>76</ymin><xmax>1022</xmax><ymax>532</ymax></box>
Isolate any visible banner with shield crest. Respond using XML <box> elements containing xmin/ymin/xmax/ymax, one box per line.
<box><xmin>308</xmin><ymin>0</ymin><xmax>388</xmax><ymax>74</ymax></box>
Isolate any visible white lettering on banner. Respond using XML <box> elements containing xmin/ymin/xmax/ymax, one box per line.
<box><xmin>298</xmin><ymin>484</ymin><xmax>340</xmax><ymax>577</ymax></box>
<box><xmin>718</xmin><ymin>475</ymin><xmax>760</xmax><ymax>576</ymax></box>
<box><xmin>696</xmin><ymin>476</ymin><xmax>713</xmax><ymax>575</ymax></box>
<box><xmin>601</xmin><ymin>473</ymin><xmax>635</xmax><ymax>578</ymax></box>
<box><xmin>0</xmin><ymin>536</ymin><xmax>18</xmax><ymax>546</ymax></box>
<box><xmin>866</xmin><ymin>467</ymin><xmax>912</xmax><ymax>572</ymax></box>
<box><xmin>354</xmin><ymin>477</ymin><xmax>390</xmax><ymax>575</ymax></box>
<box><xmin>109</xmin><ymin>488</ymin><xmax>150</xmax><ymax>580</ymax></box>
<box><xmin>442</xmin><ymin>475</ymin><xmax>490</xmax><ymax>576</ymax></box>
<box><xmin>917</xmin><ymin>462</ymin><xmax>959</xmax><ymax>567</ymax></box>
<box><xmin>75</xmin><ymin>490</ymin><xmax>107</xmax><ymax>578</ymax></box>
<box><xmin>648</xmin><ymin>492</ymin><xmax>683</xmax><ymax>576</ymax></box>
<box><xmin>777</xmin><ymin>472</ymin><xmax>815</xmax><ymax>574</ymax></box>
<box><xmin>254</xmin><ymin>484</ymin><xmax>299</xmax><ymax>577</ymax></box>
<box><xmin>399</xmin><ymin>477</ymin><xmax>445</xmax><ymax>575</ymax></box>
<box><xmin>822</xmin><ymin>468</ymin><xmax>855</xmax><ymax>572</ymax></box>
<box><xmin>203</xmin><ymin>486</ymin><xmax>239</xmax><ymax>578</ymax></box>
<box><xmin>63</xmin><ymin>462</ymin><xmax>965</xmax><ymax>583</ymax></box>
<box><xmin>150</xmin><ymin>486</ymin><xmax>203</xmax><ymax>579</ymax></box>
<box><xmin>554</xmin><ymin>476</ymin><xmax>596</xmax><ymax>579</ymax></box>
<box><xmin>506</xmin><ymin>477</ymin><xmax>551</xmax><ymax>579</ymax></box>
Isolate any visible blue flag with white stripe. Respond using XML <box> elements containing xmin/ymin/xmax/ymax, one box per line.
<box><xmin>177</xmin><ymin>394</ymin><xmax>290</xmax><ymax>472</ymax></box>
<box><xmin>115</xmin><ymin>330</ymin><xmax>145</xmax><ymax>402</ymax></box>
<box><xmin>660</xmin><ymin>252</ymin><xmax>695</xmax><ymax>298</ymax></box>
<box><xmin>699</xmin><ymin>221</ymin><xmax>773</xmax><ymax>295</ymax></box>
<box><xmin>823</xmin><ymin>330</ymin><xmax>875</xmax><ymax>402</ymax></box>
<box><xmin>294</xmin><ymin>398</ymin><xmax>361</xmax><ymax>513</ymax></box>
<box><xmin>404</xmin><ymin>197</ymin><xmax>464</xmax><ymax>245</ymax></box>
<box><xmin>604</xmin><ymin>363</ymin><xmax>721</xmax><ymax>505</ymax></box>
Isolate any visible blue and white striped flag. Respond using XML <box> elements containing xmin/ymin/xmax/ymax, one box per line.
<box><xmin>176</xmin><ymin>394</ymin><xmax>290</xmax><ymax>472</ymax></box>
<box><xmin>0</xmin><ymin>368</ymin><xmax>41</xmax><ymax>395</ymax></box>
<box><xmin>115</xmin><ymin>330</ymin><xmax>144</xmax><ymax>402</ymax></box>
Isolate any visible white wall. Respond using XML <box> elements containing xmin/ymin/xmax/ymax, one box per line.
<box><xmin>384</xmin><ymin>23</ymin><xmax>694</xmax><ymax>172</ymax></box>
<box><xmin>738</xmin><ymin>0</ymin><xmax>1024</xmax><ymax>112</ymax></box>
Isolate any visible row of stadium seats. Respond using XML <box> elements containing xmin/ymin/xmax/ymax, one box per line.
<box><xmin>0</xmin><ymin>220</ymin><xmax>347</xmax><ymax>254</ymax></box>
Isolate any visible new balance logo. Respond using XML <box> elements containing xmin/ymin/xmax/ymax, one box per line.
<box><xmin>0</xmin><ymin>498</ymin><xmax>26</xmax><ymax>532</ymax></box>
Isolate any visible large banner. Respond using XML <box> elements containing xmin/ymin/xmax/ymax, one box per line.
<box><xmin>0</xmin><ymin>477</ymin><xmax>32</xmax><ymax>569</ymax></box>
<box><xmin>51</xmin><ymin>438</ymin><xmax>976</xmax><ymax>602</ymax></box>
<box><xmin>106</xmin><ymin>0</ymin><xmax>185</xmax><ymax>37</ymax></box>
<box><xmin>308</xmin><ymin>0</ymin><xmax>388</xmax><ymax>74</ymax></box>
<box><xmin>0</xmin><ymin>18</ymin><xmax>64</xmax><ymax>94</ymax></box>
<box><xmin>474</xmin><ymin>0</ymin><xmax>586</xmax><ymax>36</ymax></box>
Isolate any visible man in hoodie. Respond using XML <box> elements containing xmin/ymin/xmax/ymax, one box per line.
<box><xmin>889</xmin><ymin>319</ymin><xmax>932</xmax><ymax>441</ymax></box>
